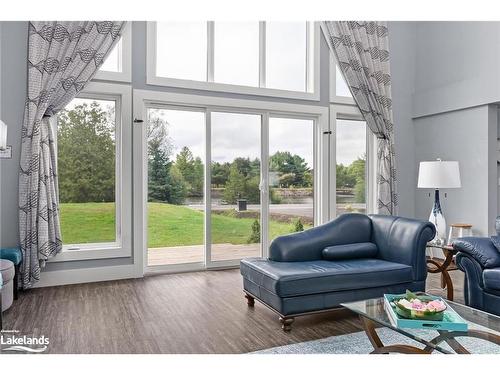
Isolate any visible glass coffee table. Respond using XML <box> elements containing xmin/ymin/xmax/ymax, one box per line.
<box><xmin>342</xmin><ymin>297</ymin><xmax>500</xmax><ymax>354</ymax></box>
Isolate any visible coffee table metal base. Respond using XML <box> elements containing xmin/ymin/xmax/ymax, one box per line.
<box><xmin>361</xmin><ymin>317</ymin><xmax>431</xmax><ymax>354</ymax></box>
<box><xmin>361</xmin><ymin>316</ymin><xmax>500</xmax><ymax>354</ymax></box>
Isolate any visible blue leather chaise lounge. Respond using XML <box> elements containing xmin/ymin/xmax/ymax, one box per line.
<box><xmin>454</xmin><ymin>237</ymin><xmax>500</xmax><ymax>316</ymax></box>
<box><xmin>240</xmin><ymin>213</ymin><xmax>436</xmax><ymax>331</ymax></box>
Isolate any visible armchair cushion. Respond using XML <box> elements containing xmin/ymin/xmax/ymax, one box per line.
<box><xmin>453</xmin><ymin>237</ymin><xmax>500</xmax><ymax>269</ymax></box>
<box><xmin>322</xmin><ymin>242</ymin><xmax>378</xmax><ymax>261</ymax></box>
<box><xmin>240</xmin><ymin>257</ymin><xmax>413</xmax><ymax>297</ymax></box>
<box><xmin>483</xmin><ymin>268</ymin><xmax>500</xmax><ymax>291</ymax></box>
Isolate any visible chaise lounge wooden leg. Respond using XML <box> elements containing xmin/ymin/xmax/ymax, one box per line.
<box><xmin>279</xmin><ymin>317</ymin><xmax>294</xmax><ymax>332</ymax></box>
<box><xmin>244</xmin><ymin>293</ymin><xmax>255</xmax><ymax>307</ymax></box>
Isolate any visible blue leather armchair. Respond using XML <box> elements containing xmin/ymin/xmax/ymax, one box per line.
<box><xmin>454</xmin><ymin>237</ymin><xmax>500</xmax><ymax>316</ymax></box>
<box><xmin>240</xmin><ymin>213</ymin><xmax>436</xmax><ymax>331</ymax></box>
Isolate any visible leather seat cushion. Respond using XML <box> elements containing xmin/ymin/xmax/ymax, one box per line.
<box><xmin>0</xmin><ymin>247</ymin><xmax>22</xmax><ymax>265</ymax></box>
<box><xmin>240</xmin><ymin>258</ymin><xmax>413</xmax><ymax>298</ymax></box>
<box><xmin>322</xmin><ymin>242</ymin><xmax>378</xmax><ymax>260</ymax></box>
<box><xmin>483</xmin><ymin>268</ymin><xmax>500</xmax><ymax>291</ymax></box>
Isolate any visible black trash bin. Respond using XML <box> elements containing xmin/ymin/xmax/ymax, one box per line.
<box><xmin>237</xmin><ymin>199</ymin><xmax>247</xmax><ymax>212</ymax></box>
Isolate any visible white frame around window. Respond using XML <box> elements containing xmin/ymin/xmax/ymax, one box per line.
<box><xmin>133</xmin><ymin>90</ymin><xmax>329</xmax><ymax>275</ymax></box>
<box><xmin>94</xmin><ymin>23</ymin><xmax>132</xmax><ymax>83</ymax></box>
<box><xmin>146</xmin><ymin>22</ymin><xmax>320</xmax><ymax>101</ymax></box>
<box><xmin>329</xmin><ymin>53</ymin><xmax>356</xmax><ymax>105</ymax></box>
<box><xmin>329</xmin><ymin>103</ymin><xmax>376</xmax><ymax>218</ymax></box>
<box><xmin>50</xmin><ymin>82</ymin><xmax>132</xmax><ymax>262</ymax></box>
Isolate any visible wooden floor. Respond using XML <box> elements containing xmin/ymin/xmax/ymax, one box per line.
<box><xmin>1</xmin><ymin>269</ymin><xmax>464</xmax><ymax>354</ymax></box>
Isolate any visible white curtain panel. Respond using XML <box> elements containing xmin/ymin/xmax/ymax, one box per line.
<box><xmin>322</xmin><ymin>21</ymin><xmax>398</xmax><ymax>215</ymax></box>
<box><xmin>19</xmin><ymin>21</ymin><xmax>126</xmax><ymax>288</ymax></box>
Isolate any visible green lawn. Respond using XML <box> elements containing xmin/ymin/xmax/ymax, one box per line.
<box><xmin>60</xmin><ymin>202</ymin><xmax>310</xmax><ymax>247</ymax></box>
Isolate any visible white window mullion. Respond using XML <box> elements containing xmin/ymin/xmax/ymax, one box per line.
<box><xmin>259</xmin><ymin>21</ymin><xmax>266</xmax><ymax>89</ymax></box>
<box><xmin>207</xmin><ymin>21</ymin><xmax>215</xmax><ymax>83</ymax></box>
<box><xmin>261</xmin><ymin>112</ymin><xmax>270</xmax><ymax>258</ymax></box>
<box><xmin>204</xmin><ymin>109</ymin><xmax>212</xmax><ymax>267</ymax></box>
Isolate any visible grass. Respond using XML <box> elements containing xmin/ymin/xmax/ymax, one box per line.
<box><xmin>60</xmin><ymin>202</ymin><xmax>311</xmax><ymax>247</ymax></box>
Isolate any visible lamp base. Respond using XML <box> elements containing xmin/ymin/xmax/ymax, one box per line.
<box><xmin>428</xmin><ymin>189</ymin><xmax>447</xmax><ymax>243</ymax></box>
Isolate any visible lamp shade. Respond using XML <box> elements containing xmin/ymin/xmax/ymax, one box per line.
<box><xmin>417</xmin><ymin>160</ymin><xmax>461</xmax><ymax>189</ymax></box>
<box><xmin>0</xmin><ymin>120</ymin><xmax>7</xmax><ymax>151</ymax></box>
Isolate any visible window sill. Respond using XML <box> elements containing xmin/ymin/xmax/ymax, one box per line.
<box><xmin>48</xmin><ymin>244</ymin><xmax>131</xmax><ymax>262</ymax></box>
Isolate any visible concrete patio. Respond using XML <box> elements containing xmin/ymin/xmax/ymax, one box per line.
<box><xmin>148</xmin><ymin>243</ymin><xmax>261</xmax><ymax>266</ymax></box>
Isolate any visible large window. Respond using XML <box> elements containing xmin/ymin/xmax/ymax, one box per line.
<box><xmin>155</xmin><ymin>22</ymin><xmax>207</xmax><ymax>81</ymax></box>
<box><xmin>329</xmin><ymin>53</ymin><xmax>354</xmax><ymax>103</ymax></box>
<box><xmin>58</xmin><ymin>97</ymin><xmax>118</xmax><ymax>245</ymax></box>
<box><xmin>147</xmin><ymin>22</ymin><xmax>319</xmax><ymax>99</ymax></box>
<box><xmin>54</xmin><ymin>83</ymin><xmax>132</xmax><ymax>262</ymax></box>
<box><xmin>214</xmin><ymin>22</ymin><xmax>260</xmax><ymax>87</ymax></box>
<box><xmin>266</xmin><ymin>22</ymin><xmax>308</xmax><ymax>92</ymax></box>
<box><xmin>94</xmin><ymin>23</ymin><xmax>132</xmax><ymax>82</ymax></box>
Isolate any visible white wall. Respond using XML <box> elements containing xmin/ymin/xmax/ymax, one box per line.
<box><xmin>415</xmin><ymin>105</ymin><xmax>497</xmax><ymax>236</ymax></box>
<box><xmin>412</xmin><ymin>21</ymin><xmax>500</xmax><ymax>235</ymax></box>
<box><xmin>414</xmin><ymin>22</ymin><xmax>500</xmax><ymax>117</ymax></box>
<box><xmin>389</xmin><ymin>22</ymin><xmax>417</xmax><ymax>218</ymax></box>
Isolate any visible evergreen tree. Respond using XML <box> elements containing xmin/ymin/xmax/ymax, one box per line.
<box><xmin>147</xmin><ymin>114</ymin><xmax>187</xmax><ymax>204</ymax></box>
<box><xmin>247</xmin><ymin>219</ymin><xmax>260</xmax><ymax>244</ymax></box>
<box><xmin>175</xmin><ymin>146</ymin><xmax>204</xmax><ymax>197</ymax></box>
<box><xmin>223</xmin><ymin>164</ymin><xmax>246</xmax><ymax>204</ymax></box>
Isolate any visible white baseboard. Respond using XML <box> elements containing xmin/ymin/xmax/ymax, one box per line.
<box><xmin>34</xmin><ymin>264</ymin><xmax>143</xmax><ymax>288</ymax></box>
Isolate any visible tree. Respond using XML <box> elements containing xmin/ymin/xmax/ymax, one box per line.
<box><xmin>175</xmin><ymin>146</ymin><xmax>203</xmax><ymax>197</ymax></box>
<box><xmin>58</xmin><ymin>101</ymin><xmax>115</xmax><ymax>203</ymax></box>
<box><xmin>211</xmin><ymin>162</ymin><xmax>230</xmax><ymax>187</ymax></box>
<box><xmin>293</xmin><ymin>218</ymin><xmax>304</xmax><ymax>232</ymax></box>
<box><xmin>147</xmin><ymin>113</ymin><xmax>187</xmax><ymax>204</ymax></box>
<box><xmin>336</xmin><ymin>164</ymin><xmax>356</xmax><ymax>189</ymax></box>
<box><xmin>349</xmin><ymin>155</ymin><xmax>366</xmax><ymax>203</ymax></box>
<box><xmin>269</xmin><ymin>151</ymin><xmax>311</xmax><ymax>187</ymax></box>
<box><xmin>247</xmin><ymin>219</ymin><xmax>260</xmax><ymax>244</ymax></box>
<box><xmin>223</xmin><ymin>164</ymin><xmax>246</xmax><ymax>204</ymax></box>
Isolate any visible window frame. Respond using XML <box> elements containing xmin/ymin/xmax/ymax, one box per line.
<box><xmin>94</xmin><ymin>23</ymin><xmax>132</xmax><ymax>83</ymax></box>
<box><xmin>50</xmin><ymin>82</ymin><xmax>132</xmax><ymax>262</ymax></box>
<box><xmin>146</xmin><ymin>21</ymin><xmax>320</xmax><ymax>101</ymax></box>
<box><xmin>329</xmin><ymin>103</ymin><xmax>376</xmax><ymax>218</ymax></box>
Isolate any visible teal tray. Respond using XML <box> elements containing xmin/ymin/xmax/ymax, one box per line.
<box><xmin>383</xmin><ymin>293</ymin><xmax>468</xmax><ymax>332</ymax></box>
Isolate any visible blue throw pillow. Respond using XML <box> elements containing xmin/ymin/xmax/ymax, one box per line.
<box><xmin>322</xmin><ymin>242</ymin><xmax>378</xmax><ymax>261</ymax></box>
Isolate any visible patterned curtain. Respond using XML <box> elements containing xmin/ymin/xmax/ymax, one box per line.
<box><xmin>19</xmin><ymin>21</ymin><xmax>126</xmax><ymax>288</ymax></box>
<box><xmin>322</xmin><ymin>21</ymin><xmax>398</xmax><ymax>215</ymax></box>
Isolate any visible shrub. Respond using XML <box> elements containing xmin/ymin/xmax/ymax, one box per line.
<box><xmin>247</xmin><ymin>219</ymin><xmax>261</xmax><ymax>243</ymax></box>
<box><xmin>293</xmin><ymin>218</ymin><xmax>304</xmax><ymax>232</ymax></box>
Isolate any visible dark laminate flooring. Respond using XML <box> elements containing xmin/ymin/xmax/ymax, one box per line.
<box><xmin>1</xmin><ymin>269</ymin><xmax>464</xmax><ymax>354</ymax></box>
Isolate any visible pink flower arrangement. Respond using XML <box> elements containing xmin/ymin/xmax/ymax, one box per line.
<box><xmin>397</xmin><ymin>297</ymin><xmax>446</xmax><ymax>313</ymax></box>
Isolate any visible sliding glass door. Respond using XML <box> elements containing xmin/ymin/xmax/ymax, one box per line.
<box><xmin>138</xmin><ymin>97</ymin><xmax>328</xmax><ymax>272</ymax></box>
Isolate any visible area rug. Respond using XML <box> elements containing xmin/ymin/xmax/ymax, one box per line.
<box><xmin>254</xmin><ymin>327</ymin><xmax>500</xmax><ymax>354</ymax></box>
